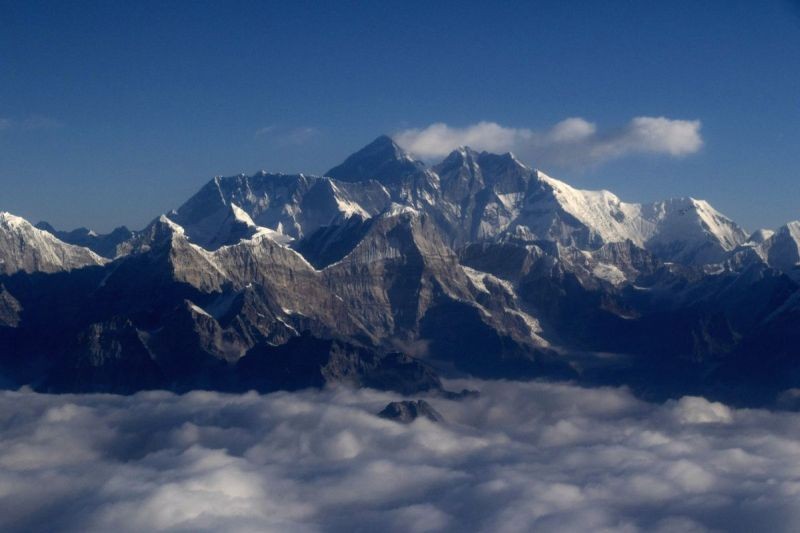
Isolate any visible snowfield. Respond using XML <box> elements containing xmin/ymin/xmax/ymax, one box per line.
<box><xmin>2</xmin><ymin>380</ymin><xmax>800</xmax><ymax>532</ymax></box>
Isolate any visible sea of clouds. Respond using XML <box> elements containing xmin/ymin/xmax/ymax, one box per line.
<box><xmin>1</xmin><ymin>379</ymin><xmax>799</xmax><ymax>532</ymax></box>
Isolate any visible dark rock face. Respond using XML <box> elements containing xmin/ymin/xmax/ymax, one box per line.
<box><xmin>237</xmin><ymin>333</ymin><xmax>442</xmax><ymax>395</ymax></box>
<box><xmin>378</xmin><ymin>400</ymin><xmax>444</xmax><ymax>423</ymax></box>
<box><xmin>437</xmin><ymin>388</ymin><xmax>480</xmax><ymax>400</ymax></box>
<box><xmin>294</xmin><ymin>215</ymin><xmax>375</xmax><ymax>269</ymax></box>
<box><xmin>44</xmin><ymin>318</ymin><xmax>164</xmax><ymax>394</ymax></box>
<box><xmin>0</xmin><ymin>285</ymin><xmax>21</xmax><ymax>327</ymax></box>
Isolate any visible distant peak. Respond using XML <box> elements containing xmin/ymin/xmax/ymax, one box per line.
<box><xmin>35</xmin><ymin>220</ymin><xmax>57</xmax><ymax>233</ymax></box>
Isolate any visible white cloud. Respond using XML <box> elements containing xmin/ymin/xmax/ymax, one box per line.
<box><xmin>547</xmin><ymin>117</ymin><xmax>597</xmax><ymax>143</ymax></box>
<box><xmin>394</xmin><ymin>116</ymin><xmax>703</xmax><ymax>168</ymax></box>
<box><xmin>394</xmin><ymin>122</ymin><xmax>529</xmax><ymax>159</ymax></box>
<box><xmin>1</xmin><ymin>381</ymin><xmax>799</xmax><ymax>532</ymax></box>
<box><xmin>669</xmin><ymin>396</ymin><xmax>733</xmax><ymax>425</ymax></box>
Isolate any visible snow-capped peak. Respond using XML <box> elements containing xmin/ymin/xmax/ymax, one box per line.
<box><xmin>0</xmin><ymin>212</ymin><xmax>107</xmax><ymax>274</ymax></box>
<box><xmin>753</xmin><ymin>220</ymin><xmax>800</xmax><ymax>272</ymax></box>
<box><xmin>531</xmin><ymin>170</ymin><xmax>646</xmax><ymax>245</ymax></box>
<box><xmin>0</xmin><ymin>211</ymin><xmax>29</xmax><ymax>229</ymax></box>
<box><xmin>640</xmin><ymin>197</ymin><xmax>748</xmax><ymax>264</ymax></box>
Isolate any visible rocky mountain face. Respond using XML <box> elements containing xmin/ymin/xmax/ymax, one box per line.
<box><xmin>378</xmin><ymin>399</ymin><xmax>444</xmax><ymax>423</ymax></box>
<box><xmin>0</xmin><ymin>213</ymin><xmax>106</xmax><ymax>274</ymax></box>
<box><xmin>1</xmin><ymin>136</ymin><xmax>799</xmax><ymax>406</ymax></box>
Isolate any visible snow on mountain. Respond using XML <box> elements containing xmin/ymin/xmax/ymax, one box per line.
<box><xmin>429</xmin><ymin>146</ymin><xmax>747</xmax><ymax>265</ymax></box>
<box><xmin>513</xmin><ymin>171</ymin><xmax>748</xmax><ymax>264</ymax></box>
<box><xmin>171</xmin><ymin>172</ymin><xmax>391</xmax><ymax>242</ymax></box>
<box><xmin>161</xmin><ymin>137</ymin><xmax>750</xmax><ymax>269</ymax></box>
<box><xmin>639</xmin><ymin>197</ymin><xmax>748</xmax><ymax>265</ymax></box>
<box><xmin>758</xmin><ymin>221</ymin><xmax>800</xmax><ymax>273</ymax></box>
<box><xmin>174</xmin><ymin>201</ymin><xmax>268</xmax><ymax>251</ymax></box>
<box><xmin>514</xmin><ymin>171</ymin><xmax>646</xmax><ymax>247</ymax></box>
<box><xmin>723</xmin><ymin>221</ymin><xmax>800</xmax><ymax>276</ymax></box>
<box><xmin>0</xmin><ymin>212</ymin><xmax>107</xmax><ymax>275</ymax></box>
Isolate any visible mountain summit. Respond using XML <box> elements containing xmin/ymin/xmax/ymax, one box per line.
<box><xmin>326</xmin><ymin>135</ymin><xmax>426</xmax><ymax>184</ymax></box>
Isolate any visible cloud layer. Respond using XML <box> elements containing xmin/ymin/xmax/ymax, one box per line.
<box><xmin>1</xmin><ymin>380</ymin><xmax>799</xmax><ymax>532</ymax></box>
<box><xmin>394</xmin><ymin>117</ymin><xmax>703</xmax><ymax>168</ymax></box>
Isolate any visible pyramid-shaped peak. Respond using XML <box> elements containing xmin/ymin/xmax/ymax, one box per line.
<box><xmin>367</xmin><ymin>134</ymin><xmax>403</xmax><ymax>152</ymax></box>
<box><xmin>325</xmin><ymin>135</ymin><xmax>425</xmax><ymax>184</ymax></box>
<box><xmin>343</xmin><ymin>135</ymin><xmax>410</xmax><ymax>162</ymax></box>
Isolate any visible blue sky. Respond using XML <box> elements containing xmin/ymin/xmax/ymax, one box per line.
<box><xmin>1</xmin><ymin>0</ymin><xmax>798</xmax><ymax>232</ymax></box>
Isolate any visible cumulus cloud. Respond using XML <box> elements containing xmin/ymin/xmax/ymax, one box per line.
<box><xmin>394</xmin><ymin>122</ymin><xmax>530</xmax><ymax>158</ymax></box>
<box><xmin>394</xmin><ymin>117</ymin><xmax>703</xmax><ymax>168</ymax></box>
<box><xmin>1</xmin><ymin>381</ymin><xmax>799</xmax><ymax>532</ymax></box>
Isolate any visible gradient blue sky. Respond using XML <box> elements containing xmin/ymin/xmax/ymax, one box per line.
<box><xmin>1</xmin><ymin>0</ymin><xmax>798</xmax><ymax>232</ymax></box>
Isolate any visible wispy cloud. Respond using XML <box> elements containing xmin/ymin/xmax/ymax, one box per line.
<box><xmin>254</xmin><ymin>125</ymin><xmax>279</xmax><ymax>137</ymax></box>
<box><xmin>1</xmin><ymin>381</ymin><xmax>798</xmax><ymax>532</ymax></box>
<box><xmin>254</xmin><ymin>125</ymin><xmax>319</xmax><ymax>145</ymax></box>
<box><xmin>0</xmin><ymin>115</ymin><xmax>65</xmax><ymax>132</ymax></box>
<box><xmin>394</xmin><ymin>116</ymin><xmax>703</xmax><ymax>168</ymax></box>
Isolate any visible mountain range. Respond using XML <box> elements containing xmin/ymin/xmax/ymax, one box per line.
<box><xmin>1</xmin><ymin>135</ymin><xmax>799</xmax><ymax>406</ymax></box>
